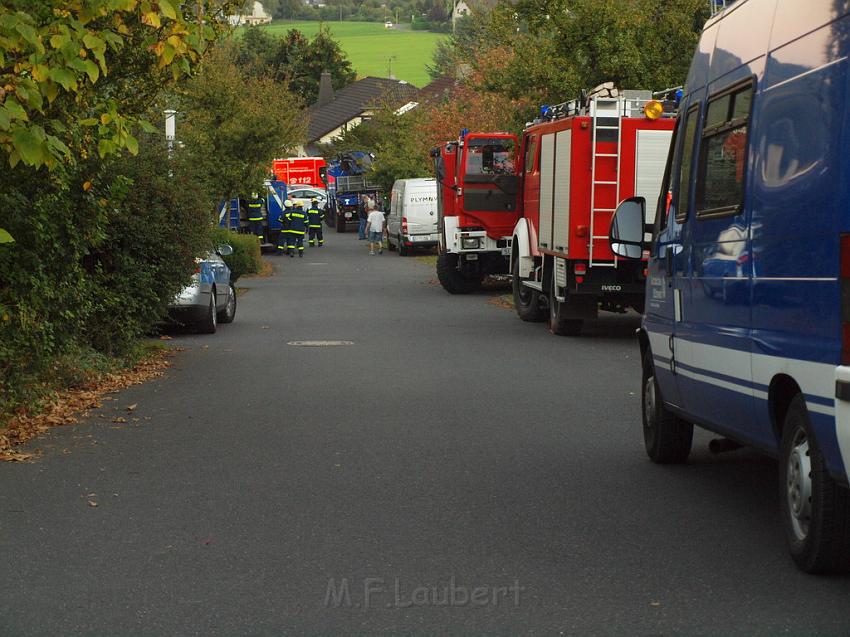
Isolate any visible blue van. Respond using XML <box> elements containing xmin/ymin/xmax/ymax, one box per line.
<box><xmin>609</xmin><ymin>0</ymin><xmax>850</xmax><ymax>573</ymax></box>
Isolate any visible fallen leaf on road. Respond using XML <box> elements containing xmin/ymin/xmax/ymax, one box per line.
<box><xmin>487</xmin><ymin>295</ymin><xmax>515</xmax><ymax>311</ymax></box>
<box><xmin>126</xmin><ymin>403</ymin><xmax>137</xmax><ymax>411</ymax></box>
<box><xmin>159</xmin><ymin>335</ymin><xmax>173</xmax><ymax>340</ymax></box>
<box><xmin>113</xmin><ymin>417</ymin><xmax>127</xmax><ymax>423</ymax></box>
<box><xmin>261</xmin><ymin>325</ymin><xmax>270</xmax><ymax>330</ymax></box>
<box><xmin>650</xmin><ymin>601</ymin><xmax>661</xmax><ymax>607</ymax></box>
<box><xmin>87</xmin><ymin>500</ymin><xmax>98</xmax><ymax>507</ymax></box>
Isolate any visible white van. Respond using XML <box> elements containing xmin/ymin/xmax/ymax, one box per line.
<box><xmin>386</xmin><ymin>178</ymin><xmax>439</xmax><ymax>256</ymax></box>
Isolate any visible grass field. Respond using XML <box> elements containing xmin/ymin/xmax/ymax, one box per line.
<box><xmin>255</xmin><ymin>21</ymin><xmax>444</xmax><ymax>87</ymax></box>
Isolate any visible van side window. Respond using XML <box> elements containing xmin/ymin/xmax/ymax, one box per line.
<box><xmin>524</xmin><ymin>136</ymin><xmax>538</xmax><ymax>174</ymax></box>
<box><xmin>654</xmin><ymin>115</ymin><xmax>680</xmax><ymax>233</ymax></box>
<box><xmin>675</xmin><ymin>104</ymin><xmax>701</xmax><ymax>223</ymax></box>
<box><xmin>695</xmin><ymin>82</ymin><xmax>753</xmax><ymax>218</ymax></box>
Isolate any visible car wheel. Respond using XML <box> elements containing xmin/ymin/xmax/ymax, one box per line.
<box><xmin>548</xmin><ymin>277</ymin><xmax>582</xmax><ymax>336</ymax></box>
<box><xmin>197</xmin><ymin>288</ymin><xmax>218</xmax><ymax>334</ymax></box>
<box><xmin>780</xmin><ymin>394</ymin><xmax>850</xmax><ymax>573</ymax></box>
<box><xmin>387</xmin><ymin>233</ymin><xmax>396</xmax><ymax>251</ymax></box>
<box><xmin>217</xmin><ymin>283</ymin><xmax>237</xmax><ymax>324</ymax></box>
<box><xmin>641</xmin><ymin>349</ymin><xmax>692</xmax><ymax>463</ymax></box>
<box><xmin>398</xmin><ymin>234</ymin><xmax>408</xmax><ymax>256</ymax></box>
<box><xmin>512</xmin><ymin>252</ymin><xmax>545</xmax><ymax>322</ymax></box>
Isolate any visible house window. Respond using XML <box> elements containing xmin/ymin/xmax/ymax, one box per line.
<box><xmin>695</xmin><ymin>81</ymin><xmax>753</xmax><ymax>218</ymax></box>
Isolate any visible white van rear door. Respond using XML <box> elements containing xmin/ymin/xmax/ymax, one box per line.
<box><xmin>404</xmin><ymin>187</ymin><xmax>438</xmax><ymax>237</ymax></box>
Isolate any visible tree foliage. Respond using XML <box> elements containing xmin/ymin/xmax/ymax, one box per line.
<box><xmin>236</xmin><ymin>25</ymin><xmax>356</xmax><ymax>104</ymax></box>
<box><xmin>179</xmin><ymin>41</ymin><xmax>305</xmax><ymax>204</ymax></box>
<box><xmin>0</xmin><ymin>0</ymin><xmax>299</xmax><ymax>417</ymax></box>
<box><xmin>431</xmin><ymin>0</ymin><xmax>708</xmax><ymax>110</ymax></box>
<box><xmin>0</xmin><ymin>0</ymin><xmax>239</xmax><ymax>169</ymax></box>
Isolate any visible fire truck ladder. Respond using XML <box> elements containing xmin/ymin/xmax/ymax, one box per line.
<box><xmin>588</xmin><ymin>97</ymin><xmax>622</xmax><ymax>268</ymax></box>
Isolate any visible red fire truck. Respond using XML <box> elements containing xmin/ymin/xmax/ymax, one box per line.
<box><xmin>433</xmin><ymin>87</ymin><xmax>676</xmax><ymax>334</ymax></box>
<box><xmin>432</xmin><ymin>132</ymin><xmax>519</xmax><ymax>293</ymax></box>
<box><xmin>272</xmin><ymin>157</ymin><xmax>327</xmax><ymax>188</ymax></box>
<box><xmin>511</xmin><ymin>89</ymin><xmax>675</xmax><ymax>335</ymax></box>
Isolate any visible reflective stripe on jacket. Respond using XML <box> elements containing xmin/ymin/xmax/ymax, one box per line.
<box><xmin>284</xmin><ymin>210</ymin><xmax>308</xmax><ymax>233</ymax></box>
<box><xmin>307</xmin><ymin>207</ymin><xmax>323</xmax><ymax>227</ymax></box>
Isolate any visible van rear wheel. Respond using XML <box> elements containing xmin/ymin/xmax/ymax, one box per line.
<box><xmin>641</xmin><ymin>350</ymin><xmax>692</xmax><ymax>463</ymax></box>
<box><xmin>780</xmin><ymin>394</ymin><xmax>850</xmax><ymax>573</ymax></box>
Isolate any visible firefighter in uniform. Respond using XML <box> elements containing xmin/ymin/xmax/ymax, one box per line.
<box><xmin>276</xmin><ymin>199</ymin><xmax>294</xmax><ymax>254</ymax></box>
<box><xmin>284</xmin><ymin>200</ymin><xmax>309</xmax><ymax>257</ymax></box>
<box><xmin>245</xmin><ymin>192</ymin><xmax>265</xmax><ymax>242</ymax></box>
<box><xmin>307</xmin><ymin>198</ymin><xmax>324</xmax><ymax>247</ymax></box>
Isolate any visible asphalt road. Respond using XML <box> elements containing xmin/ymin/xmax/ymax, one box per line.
<box><xmin>3</xmin><ymin>229</ymin><xmax>850</xmax><ymax>637</ymax></box>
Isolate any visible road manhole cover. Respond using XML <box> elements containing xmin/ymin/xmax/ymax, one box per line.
<box><xmin>287</xmin><ymin>340</ymin><xmax>354</xmax><ymax>347</ymax></box>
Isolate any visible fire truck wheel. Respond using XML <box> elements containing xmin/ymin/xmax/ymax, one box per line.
<box><xmin>548</xmin><ymin>278</ymin><xmax>582</xmax><ymax>336</ymax></box>
<box><xmin>436</xmin><ymin>252</ymin><xmax>479</xmax><ymax>294</ymax></box>
<box><xmin>512</xmin><ymin>253</ymin><xmax>544</xmax><ymax>322</ymax></box>
<box><xmin>780</xmin><ymin>394</ymin><xmax>850</xmax><ymax>573</ymax></box>
<box><xmin>641</xmin><ymin>350</ymin><xmax>692</xmax><ymax>464</ymax></box>
<box><xmin>197</xmin><ymin>288</ymin><xmax>218</xmax><ymax>334</ymax></box>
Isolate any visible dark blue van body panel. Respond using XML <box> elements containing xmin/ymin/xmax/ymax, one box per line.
<box><xmin>648</xmin><ymin>0</ymin><xmax>850</xmax><ymax>480</ymax></box>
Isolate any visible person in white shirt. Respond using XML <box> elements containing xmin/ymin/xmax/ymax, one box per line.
<box><xmin>365</xmin><ymin>205</ymin><xmax>385</xmax><ymax>255</ymax></box>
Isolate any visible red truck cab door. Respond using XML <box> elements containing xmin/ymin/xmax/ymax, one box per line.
<box><xmin>457</xmin><ymin>133</ymin><xmax>520</xmax><ymax>239</ymax></box>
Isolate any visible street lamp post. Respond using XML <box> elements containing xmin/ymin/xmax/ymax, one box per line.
<box><xmin>164</xmin><ymin>109</ymin><xmax>177</xmax><ymax>154</ymax></box>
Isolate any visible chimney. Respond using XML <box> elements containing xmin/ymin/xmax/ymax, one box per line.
<box><xmin>317</xmin><ymin>71</ymin><xmax>334</xmax><ymax>107</ymax></box>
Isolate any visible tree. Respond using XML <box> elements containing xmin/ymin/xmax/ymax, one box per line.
<box><xmin>0</xmin><ymin>0</ymin><xmax>238</xmax><ymax>170</ymax></box>
<box><xmin>179</xmin><ymin>42</ymin><xmax>305</xmax><ymax>208</ymax></box>
<box><xmin>430</xmin><ymin>0</ymin><xmax>708</xmax><ymax>108</ymax></box>
<box><xmin>234</xmin><ymin>26</ymin><xmax>356</xmax><ymax>104</ymax></box>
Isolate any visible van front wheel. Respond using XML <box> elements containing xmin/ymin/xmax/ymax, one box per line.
<box><xmin>780</xmin><ymin>394</ymin><xmax>850</xmax><ymax>573</ymax></box>
<box><xmin>641</xmin><ymin>350</ymin><xmax>692</xmax><ymax>463</ymax></box>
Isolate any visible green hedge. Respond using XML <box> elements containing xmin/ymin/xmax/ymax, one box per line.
<box><xmin>210</xmin><ymin>228</ymin><xmax>262</xmax><ymax>282</ymax></box>
<box><xmin>0</xmin><ymin>135</ymin><xmax>215</xmax><ymax>416</ymax></box>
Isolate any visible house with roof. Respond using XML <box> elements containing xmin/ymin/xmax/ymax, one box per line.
<box><xmin>300</xmin><ymin>73</ymin><xmax>419</xmax><ymax>156</ymax></box>
<box><xmin>227</xmin><ymin>1</ymin><xmax>272</xmax><ymax>26</ymax></box>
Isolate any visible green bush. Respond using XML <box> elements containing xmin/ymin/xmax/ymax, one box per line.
<box><xmin>210</xmin><ymin>228</ymin><xmax>262</xmax><ymax>282</ymax></box>
<box><xmin>0</xmin><ymin>135</ymin><xmax>214</xmax><ymax>415</ymax></box>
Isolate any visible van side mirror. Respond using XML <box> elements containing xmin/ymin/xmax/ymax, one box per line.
<box><xmin>609</xmin><ymin>197</ymin><xmax>646</xmax><ymax>259</ymax></box>
<box><xmin>216</xmin><ymin>244</ymin><xmax>234</xmax><ymax>257</ymax></box>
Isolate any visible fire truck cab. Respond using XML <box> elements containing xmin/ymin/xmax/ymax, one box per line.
<box><xmin>432</xmin><ymin>133</ymin><xmax>520</xmax><ymax>293</ymax></box>
<box><xmin>511</xmin><ymin>88</ymin><xmax>676</xmax><ymax>335</ymax></box>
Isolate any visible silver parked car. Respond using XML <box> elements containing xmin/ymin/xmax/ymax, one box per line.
<box><xmin>287</xmin><ymin>186</ymin><xmax>328</xmax><ymax>210</ymax></box>
<box><xmin>167</xmin><ymin>244</ymin><xmax>237</xmax><ymax>334</ymax></box>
